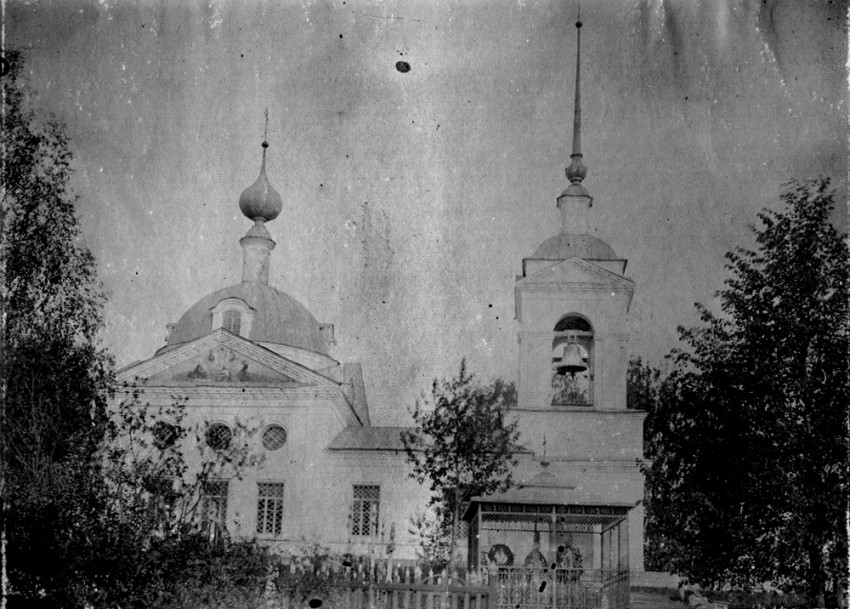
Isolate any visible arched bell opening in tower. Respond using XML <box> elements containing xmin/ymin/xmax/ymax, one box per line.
<box><xmin>551</xmin><ymin>315</ymin><xmax>593</xmax><ymax>406</ymax></box>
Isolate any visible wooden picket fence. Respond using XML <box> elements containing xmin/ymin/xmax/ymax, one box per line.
<box><xmin>263</xmin><ymin>557</ymin><xmax>490</xmax><ymax>608</ymax></box>
<box><xmin>261</xmin><ymin>557</ymin><xmax>627</xmax><ymax>609</ymax></box>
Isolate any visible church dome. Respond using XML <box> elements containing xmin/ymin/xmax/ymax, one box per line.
<box><xmin>166</xmin><ymin>282</ymin><xmax>328</xmax><ymax>355</ymax></box>
<box><xmin>239</xmin><ymin>142</ymin><xmax>283</xmax><ymax>222</ymax></box>
<box><xmin>532</xmin><ymin>233</ymin><xmax>617</xmax><ymax>260</ymax></box>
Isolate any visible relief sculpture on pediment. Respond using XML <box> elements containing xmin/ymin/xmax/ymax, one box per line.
<box><xmin>150</xmin><ymin>346</ymin><xmax>294</xmax><ymax>385</ymax></box>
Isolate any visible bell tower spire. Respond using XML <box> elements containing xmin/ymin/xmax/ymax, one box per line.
<box><xmin>565</xmin><ymin>3</ymin><xmax>586</xmax><ymax>186</ymax></box>
<box><xmin>557</xmin><ymin>3</ymin><xmax>593</xmax><ymax>234</ymax></box>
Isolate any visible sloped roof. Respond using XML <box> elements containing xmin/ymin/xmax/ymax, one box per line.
<box><xmin>327</xmin><ymin>426</ymin><xmax>414</xmax><ymax>451</ymax></box>
<box><xmin>341</xmin><ymin>363</ymin><xmax>370</xmax><ymax>426</ymax></box>
<box><xmin>463</xmin><ymin>465</ymin><xmax>636</xmax><ymax>521</ymax></box>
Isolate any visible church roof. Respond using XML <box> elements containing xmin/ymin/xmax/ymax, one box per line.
<box><xmin>531</xmin><ymin>233</ymin><xmax>617</xmax><ymax>260</ymax></box>
<box><xmin>166</xmin><ymin>282</ymin><xmax>328</xmax><ymax>355</ymax></box>
<box><xmin>327</xmin><ymin>426</ymin><xmax>413</xmax><ymax>451</ymax></box>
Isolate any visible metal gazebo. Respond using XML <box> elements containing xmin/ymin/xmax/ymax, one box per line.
<box><xmin>464</xmin><ymin>466</ymin><xmax>634</xmax><ymax>609</ymax></box>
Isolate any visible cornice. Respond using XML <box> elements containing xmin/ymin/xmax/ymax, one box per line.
<box><xmin>516</xmin><ymin>283</ymin><xmax>635</xmax><ymax>294</ymax></box>
<box><xmin>511</xmin><ymin>406</ymin><xmax>648</xmax><ymax>419</ymax></box>
<box><xmin>115</xmin><ymin>384</ymin><xmax>341</xmax><ymax>400</ymax></box>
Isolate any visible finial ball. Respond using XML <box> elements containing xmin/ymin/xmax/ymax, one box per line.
<box><xmin>262</xmin><ymin>141</ymin><xmax>269</xmax><ymax>149</ymax></box>
<box><xmin>576</xmin><ymin>20</ymin><xmax>582</xmax><ymax>28</ymax></box>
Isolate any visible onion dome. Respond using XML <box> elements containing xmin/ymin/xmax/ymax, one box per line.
<box><xmin>165</xmin><ymin>282</ymin><xmax>329</xmax><ymax>355</ymax></box>
<box><xmin>238</xmin><ymin>140</ymin><xmax>283</xmax><ymax>222</ymax></box>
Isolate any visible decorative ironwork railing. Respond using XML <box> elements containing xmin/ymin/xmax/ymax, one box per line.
<box><xmin>487</xmin><ymin>566</ymin><xmax>630</xmax><ymax>609</ymax></box>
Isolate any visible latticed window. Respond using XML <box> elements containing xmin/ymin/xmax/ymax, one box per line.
<box><xmin>222</xmin><ymin>309</ymin><xmax>241</xmax><ymax>335</ymax></box>
<box><xmin>256</xmin><ymin>482</ymin><xmax>285</xmax><ymax>535</ymax></box>
<box><xmin>206</xmin><ymin>423</ymin><xmax>232</xmax><ymax>451</ymax></box>
<box><xmin>200</xmin><ymin>480</ymin><xmax>228</xmax><ymax>532</ymax></box>
<box><xmin>350</xmin><ymin>485</ymin><xmax>380</xmax><ymax>537</ymax></box>
<box><xmin>262</xmin><ymin>425</ymin><xmax>287</xmax><ymax>451</ymax></box>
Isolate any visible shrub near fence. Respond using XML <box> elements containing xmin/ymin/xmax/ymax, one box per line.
<box><xmin>266</xmin><ymin>553</ymin><xmax>489</xmax><ymax>609</ymax></box>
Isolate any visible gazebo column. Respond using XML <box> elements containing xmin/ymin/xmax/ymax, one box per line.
<box><xmin>620</xmin><ymin>516</ymin><xmax>630</xmax><ymax>571</ymax></box>
<box><xmin>592</xmin><ymin>524</ymin><xmax>602</xmax><ymax>570</ymax></box>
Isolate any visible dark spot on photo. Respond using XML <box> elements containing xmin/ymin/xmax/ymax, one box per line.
<box><xmin>396</xmin><ymin>61</ymin><xmax>411</xmax><ymax>73</ymax></box>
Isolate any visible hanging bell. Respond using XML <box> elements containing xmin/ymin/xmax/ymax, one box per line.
<box><xmin>555</xmin><ymin>342</ymin><xmax>588</xmax><ymax>377</ymax></box>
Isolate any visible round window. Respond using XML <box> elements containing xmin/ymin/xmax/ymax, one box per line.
<box><xmin>152</xmin><ymin>421</ymin><xmax>180</xmax><ymax>450</ymax></box>
<box><xmin>206</xmin><ymin>423</ymin><xmax>233</xmax><ymax>450</ymax></box>
<box><xmin>262</xmin><ymin>425</ymin><xmax>287</xmax><ymax>451</ymax></box>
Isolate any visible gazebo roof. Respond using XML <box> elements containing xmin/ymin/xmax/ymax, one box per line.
<box><xmin>463</xmin><ymin>464</ymin><xmax>636</xmax><ymax>522</ymax></box>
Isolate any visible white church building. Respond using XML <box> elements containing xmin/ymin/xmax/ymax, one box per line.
<box><xmin>115</xmin><ymin>17</ymin><xmax>646</xmax><ymax>573</ymax></box>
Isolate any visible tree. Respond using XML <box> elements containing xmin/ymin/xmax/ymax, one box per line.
<box><xmin>0</xmin><ymin>50</ymin><xmax>270</xmax><ymax>609</ymax></box>
<box><xmin>642</xmin><ymin>178</ymin><xmax>849</xmax><ymax>607</ymax></box>
<box><xmin>0</xmin><ymin>48</ymin><xmax>114</xmax><ymax>608</ymax></box>
<box><xmin>401</xmin><ymin>359</ymin><xmax>520</xmax><ymax>568</ymax></box>
<box><xmin>79</xmin><ymin>386</ymin><xmax>266</xmax><ymax>608</ymax></box>
<box><xmin>626</xmin><ymin>356</ymin><xmax>660</xmax><ymax>414</ymax></box>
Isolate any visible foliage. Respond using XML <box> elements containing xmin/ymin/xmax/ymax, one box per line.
<box><xmin>1</xmin><ymin>48</ymin><xmax>114</xmax><ymax>607</ymax></box>
<box><xmin>642</xmin><ymin>178</ymin><xmax>849</xmax><ymax>607</ymax></box>
<box><xmin>1</xmin><ymin>49</ymin><xmax>272</xmax><ymax>609</ymax></box>
<box><xmin>77</xmin><ymin>383</ymin><xmax>265</xmax><ymax>608</ymax></box>
<box><xmin>274</xmin><ymin>543</ymin><xmax>344</xmax><ymax>606</ymax></box>
<box><xmin>626</xmin><ymin>356</ymin><xmax>660</xmax><ymax>413</ymax></box>
<box><xmin>401</xmin><ymin>359</ymin><xmax>520</xmax><ymax>566</ymax></box>
<box><xmin>408</xmin><ymin>510</ymin><xmax>453</xmax><ymax>572</ymax></box>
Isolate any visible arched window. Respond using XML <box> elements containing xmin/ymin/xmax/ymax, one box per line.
<box><xmin>551</xmin><ymin>315</ymin><xmax>593</xmax><ymax>406</ymax></box>
<box><xmin>210</xmin><ymin>298</ymin><xmax>254</xmax><ymax>338</ymax></box>
<box><xmin>222</xmin><ymin>309</ymin><xmax>241</xmax><ymax>335</ymax></box>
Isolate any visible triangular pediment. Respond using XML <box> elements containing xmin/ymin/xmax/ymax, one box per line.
<box><xmin>116</xmin><ymin>329</ymin><xmax>337</xmax><ymax>388</ymax></box>
<box><xmin>517</xmin><ymin>257</ymin><xmax>635</xmax><ymax>291</ymax></box>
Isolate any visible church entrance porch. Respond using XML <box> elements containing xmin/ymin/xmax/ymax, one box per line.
<box><xmin>466</xmin><ymin>500</ymin><xmax>632</xmax><ymax>609</ymax></box>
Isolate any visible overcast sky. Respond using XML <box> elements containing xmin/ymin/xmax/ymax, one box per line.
<box><xmin>7</xmin><ymin>0</ymin><xmax>846</xmax><ymax>424</ymax></box>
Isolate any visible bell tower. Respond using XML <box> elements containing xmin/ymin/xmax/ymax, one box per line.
<box><xmin>511</xmin><ymin>9</ymin><xmax>646</xmax><ymax>571</ymax></box>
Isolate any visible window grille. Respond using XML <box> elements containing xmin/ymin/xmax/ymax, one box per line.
<box><xmin>457</xmin><ymin>519</ymin><xmax>469</xmax><ymax>539</ymax></box>
<box><xmin>350</xmin><ymin>485</ymin><xmax>380</xmax><ymax>537</ymax></box>
<box><xmin>152</xmin><ymin>421</ymin><xmax>180</xmax><ymax>450</ymax></box>
<box><xmin>262</xmin><ymin>425</ymin><xmax>287</xmax><ymax>451</ymax></box>
<box><xmin>257</xmin><ymin>482</ymin><xmax>285</xmax><ymax>535</ymax></box>
<box><xmin>223</xmin><ymin>309</ymin><xmax>241</xmax><ymax>335</ymax></box>
<box><xmin>206</xmin><ymin>423</ymin><xmax>232</xmax><ymax>450</ymax></box>
<box><xmin>200</xmin><ymin>480</ymin><xmax>228</xmax><ymax>532</ymax></box>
